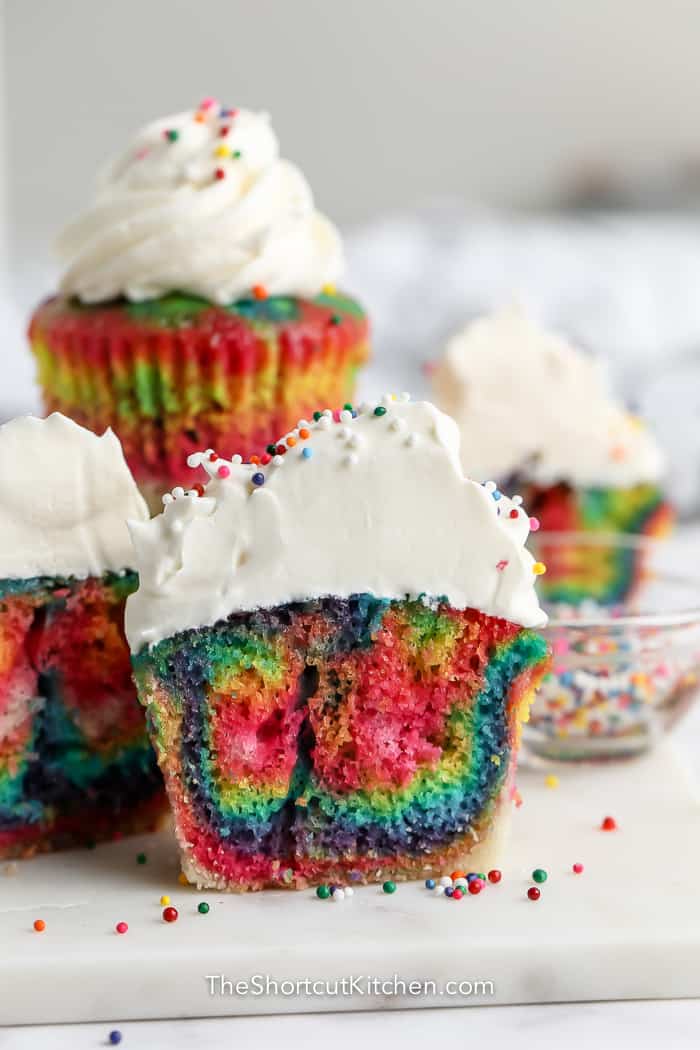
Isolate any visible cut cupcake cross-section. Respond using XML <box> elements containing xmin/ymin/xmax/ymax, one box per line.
<box><xmin>127</xmin><ymin>396</ymin><xmax>550</xmax><ymax>891</ymax></box>
<box><xmin>0</xmin><ymin>414</ymin><xmax>164</xmax><ymax>858</ymax></box>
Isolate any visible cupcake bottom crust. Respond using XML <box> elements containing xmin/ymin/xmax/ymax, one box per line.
<box><xmin>0</xmin><ymin>574</ymin><xmax>165</xmax><ymax>859</ymax></box>
<box><xmin>133</xmin><ymin>595</ymin><xmax>550</xmax><ymax>892</ymax></box>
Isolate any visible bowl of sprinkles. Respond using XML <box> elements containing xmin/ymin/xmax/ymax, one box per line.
<box><xmin>524</xmin><ymin>533</ymin><xmax>700</xmax><ymax>761</ymax></box>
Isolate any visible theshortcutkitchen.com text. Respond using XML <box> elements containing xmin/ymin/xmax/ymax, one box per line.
<box><xmin>205</xmin><ymin>974</ymin><xmax>494</xmax><ymax>998</ymax></box>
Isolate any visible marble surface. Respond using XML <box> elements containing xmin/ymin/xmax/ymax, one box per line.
<box><xmin>2</xmin><ymin>728</ymin><xmax>700</xmax><ymax>1041</ymax></box>
<box><xmin>3</xmin><ymin>982</ymin><xmax>700</xmax><ymax>1045</ymax></box>
<box><xmin>2</xmin><ymin>1000</ymin><xmax>700</xmax><ymax>1050</ymax></box>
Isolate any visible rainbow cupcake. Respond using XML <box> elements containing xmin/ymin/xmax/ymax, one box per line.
<box><xmin>516</xmin><ymin>483</ymin><xmax>673</xmax><ymax>604</ymax></box>
<box><xmin>29</xmin><ymin>101</ymin><xmax>369</xmax><ymax>505</ymax></box>
<box><xmin>0</xmin><ymin>414</ymin><xmax>164</xmax><ymax>857</ymax></box>
<box><xmin>432</xmin><ymin>307</ymin><xmax>673</xmax><ymax>603</ymax></box>
<box><xmin>127</xmin><ymin>396</ymin><xmax>549</xmax><ymax>891</ymax></box>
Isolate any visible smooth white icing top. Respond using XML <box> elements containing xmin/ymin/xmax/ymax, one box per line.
<box><xmin>432</xmin><ymin>307</ymin><xmax>664</xmax><ymax>488</ymax></box>
<box><xmin>125</xmin><ymin>397</ymin><xmax>546</xmax><ymax>652</ymax></box>
<box><xmin>56</xmin><ymin>102</ymin><xmax>343</xmax><ymax>304</ymax></box>
<box><xmin>0</xmin><ymin>414</ymin><xmax>148</xmax><ymax>580</ymax></box>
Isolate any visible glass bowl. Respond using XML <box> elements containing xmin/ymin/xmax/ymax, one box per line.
<box><xmin>523</xmin><ymin>532</ymin><xmax>700</xmax><ymax>761</ymax></box>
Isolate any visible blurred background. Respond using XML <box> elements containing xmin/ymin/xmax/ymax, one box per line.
<box><xmin>2</xmin><ymin>0</ymin><xmax>700</xmax><ymax>507</ymax></box>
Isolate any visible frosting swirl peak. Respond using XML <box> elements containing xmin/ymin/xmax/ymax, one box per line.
<box><xmin>57</xmin><ymin>103</ymin><xmax>343</xmax><ymax>304</ymax></box>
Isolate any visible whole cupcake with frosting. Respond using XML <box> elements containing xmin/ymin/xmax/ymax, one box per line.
<box><xmin>127</xmin><ymin>395</ymin><xmax>549</xmax><ymax>891</ymax></box>
<box><xmin>29</xmin><ymin>99</ymin><xmax>369</xmax><ymax>505</ymax></box>
<box><xmin>432</xmin><ymin>307</ymin><xmax>673</xmax><ymax>603</ymax></box>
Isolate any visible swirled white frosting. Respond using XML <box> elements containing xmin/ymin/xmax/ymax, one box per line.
<box><xmin>432</xmin><ymin>307</ymin><xmax>664</xmax><ymax>488</ymax></box>
<box><xmin>0</xmin><ymin>414</ymin><xmax>148</xmax><ymax>580</ymax></box>
<box><xmin>125</xmin><ymin>397</ymin><xmax>546</xmax><ymax>652</ymax></box>
<box><xmin>56</xmin><ymin>103</ymin><xmax>343</xmax><ymax>304</ymax></box>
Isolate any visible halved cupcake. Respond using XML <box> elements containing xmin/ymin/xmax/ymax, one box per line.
<box><xmin>127</xmin><ymin>396</ymin><xmax>549</xmax><ymax>891</ymax></box>
<box><xmin>29</xmin><ymin>100</ymin><xmax>369</xmax><ymax>507</ymax></box>
<box><xmin>432</xmin><ymin>307</ymin><xmax>673</xmax><ymax>603</ymax></box>
<box><xmin>0</xmin><ymin>414</ymin><xmax>164</xmax><ymax>857</ymax></box>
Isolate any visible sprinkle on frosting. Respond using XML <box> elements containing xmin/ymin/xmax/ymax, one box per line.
<box><xmin>56</xmin><ymin>103</ymin><xmax>343</xmax><ymax>305</ymax></box>
<box><xmin>126</xmin><ymin>397</ymin><xmax>546</xmax><ymax>651</ymax></box>
<box><xmin>0</xmin><ymin>413</ymin><xmax>148</xmax><ymax>580</ymax></box>
<box><xmin>432</xmin><ymin>305</ymin><xmax>665</xmax><ymax>488</ymax></box>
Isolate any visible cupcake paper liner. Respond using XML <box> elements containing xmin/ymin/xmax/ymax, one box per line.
<box><xmin>30</xmin><ymin>292</ymin><xmax>370</xmax><ymax>494</ymax></box>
